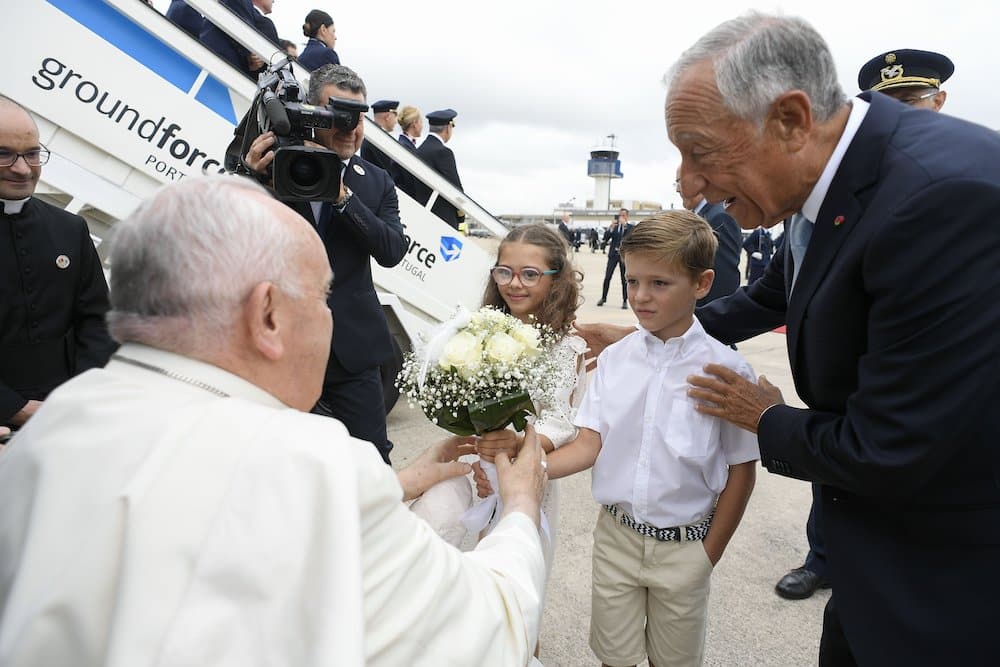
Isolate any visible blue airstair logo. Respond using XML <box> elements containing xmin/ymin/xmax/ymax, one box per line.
<box><xmin>440</xmin><ymin>236</ymin><xmax>463</xmax><ymax>262</ymax></box>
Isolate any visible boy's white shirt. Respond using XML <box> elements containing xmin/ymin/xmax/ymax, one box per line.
<box><xmin>574</xmin><ymin>318</ymin><xmax>760</xmax><ymax>528</ymax></box>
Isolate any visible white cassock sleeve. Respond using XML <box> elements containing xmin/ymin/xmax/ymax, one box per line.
<box><xmin>356</xmin><ymin>446</ymin><xmax>546</xmax><ymax>667</ymax></box>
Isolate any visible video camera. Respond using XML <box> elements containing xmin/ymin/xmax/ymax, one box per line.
<box><xmin>229</xmin><ymin>58</ymin><xmax>369</xmax><ymax>201</ymax></box>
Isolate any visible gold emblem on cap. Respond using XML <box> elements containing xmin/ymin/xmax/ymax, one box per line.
<box><xmin>885</xmin><ymin>53</ymin><xmax>897</xmax><ymax>64</ymax></box>
<box><xmin>55</xmin><ymin>254</ymin><xmax>70</xmax><ymax>269</ymax></box>
<box><xmin>880</xmin><ymin>64</ymin><xmax>904</xmax><ymax>82</ymax></box>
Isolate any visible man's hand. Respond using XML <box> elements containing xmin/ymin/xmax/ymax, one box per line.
<box><xmin>397</xmin><ymin>436</ymin><xmax>476</xmax><ymax>502</ymax></box>
<box><xmin>476</xmin><ymin>428</ymin><xmax>520</xmax><ymax>463</ymax></box>
<box><xmin>9</xmin><ymin>400</ymin><xmax>42</xmax><ymax>428</ymax></box>
<box><xmin>247</xmin><ymin>53</ymin><xmax>265</xmax><ymax>72</ymax></box>
<box><xmin>573</xmin><ymin>321</ymin><xmax>633</xmax><ymax>371</ymax></box>
<box><xmin>243</xmin><ymin>131</ymin><xmax>277</xmax><ymax>175</ymax></box>
<box><xmin>0</xmin><ymin>426</ymin><xmax>10</xmax><ymax>451</ymax></box>
<box><xmin>687</xmin><ymin>364</ymin><xmax>784</xmax><ymax>433</ymax></box>
<box><xmin>495</xmin><ymin>425</ymin><xmax>547</xmax><ymax>528</ymax></box>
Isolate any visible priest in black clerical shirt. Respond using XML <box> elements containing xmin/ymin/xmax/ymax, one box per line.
<box><xmin>0</xmin><ymin>98</ymin><xmax>116</xmax><ymax>428</ymax></box>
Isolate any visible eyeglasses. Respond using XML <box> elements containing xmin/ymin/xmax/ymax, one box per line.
<box><xmin>0</xmin><ymin>147</ymin><xmax>50</xmax><ymax>168</ymax></box>
<box><xmin>896</xmin><ymin>89</ymin><xmax>939</xmax><ymax>106</ymax></box>
<box><xmin>490</xmin><ymin>265</ymin><xmax>559</xmax><ymax>286</ymax></box>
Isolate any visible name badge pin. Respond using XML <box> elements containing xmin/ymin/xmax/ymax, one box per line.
<box><xmin>833</xmin><ymin>215</ymin><xmax>845</xmax><ymax>227</ymax></box>
<box><xmin>353</xmin><ymin>164</ymin><xmax>365</xmax><ymax>176</ymax></box>
<box><xmin>55</xmin><ymin>254</ymin><xmax>70</xmax><ymax>269</ymax></box>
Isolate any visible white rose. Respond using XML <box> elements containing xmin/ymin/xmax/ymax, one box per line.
<box><xmin>511</xmin><ymin>324</ymin><xmax>541</xmax><ymax>353</ymax></box>
<box><xmin>439</xmin><ymin>331</ymin><xmax>483</xmax><ymax>378</ymax></box>
<box><xmin>485</xmin><ymin>308</ymin><xmax>507</xmax><ymax>323</ymax></box>
<box><xmin>485</xmin><ymin>332</ymin><xmax>523</xmax><ymax>364</ymax></box>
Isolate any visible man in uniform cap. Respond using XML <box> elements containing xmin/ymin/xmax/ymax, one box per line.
<box><xmin>361</xmin><ymin>100</ymin><xmax>399</xmax><ymax>172</ymax></box>
<box><xmin>417</xmin><ymin>108</ymin><xmax>464</xmax><ymax>229</ymax></box>
<box><xmin>858</xmin><ymin>48</ymin><xmax>953</xmax><ymax>111</ymax></box>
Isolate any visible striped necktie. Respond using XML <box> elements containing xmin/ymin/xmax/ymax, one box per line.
<box><xmin>789</xmin><ymin>212</ymin><xmax>814</xmax><ymax>289</ymax></box>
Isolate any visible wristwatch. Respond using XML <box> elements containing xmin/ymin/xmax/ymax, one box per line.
<box><xmin>334</xmin><ymin>186</ymin><xmax>353</xmax><ymax>212</ymax></box>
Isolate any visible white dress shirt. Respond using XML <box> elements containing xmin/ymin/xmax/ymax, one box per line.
<box><xmin>0</xmin><ymin>343</ymin><xmax>545</xmax><ymax>667</ymax></box>
<box><xmin>575</xmin><ymin>319</ymin><xmax>760</xmax><ymax>528</ymax></box>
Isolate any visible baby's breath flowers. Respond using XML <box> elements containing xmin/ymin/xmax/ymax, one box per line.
<box><xmin>396</xmin><ymin>307</ymin><xmax>560</xmax><ymax>435</ymax></box>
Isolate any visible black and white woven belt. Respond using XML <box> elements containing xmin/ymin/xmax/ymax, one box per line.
<box><xmin>604</xmin><ymin>504</ymin><xmax>713</xmax><ymax>542</ymax></box>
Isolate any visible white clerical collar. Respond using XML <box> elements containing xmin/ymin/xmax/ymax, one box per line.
<box><xmin>693</xmin><ymin>199</ymin><xmax>709</xmax><ymax>216</ymax></box>
<box><xmin>800</xmin><ymin>98</ymin><xmax>869</xmax><ymax>222</ymax></box>
<box><xmin>2</xmin><ymin>197</ymin><xmax>30</xmax><ymax>215</ymax></box>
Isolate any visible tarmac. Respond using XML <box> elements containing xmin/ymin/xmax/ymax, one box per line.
<box><xmin>386</xmin><ymin>235</ymin><xmax>824</xmax><ymax>666</ymax></box>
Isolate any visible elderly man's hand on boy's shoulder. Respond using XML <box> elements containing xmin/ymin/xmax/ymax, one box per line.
<box><xmin>574</xmin><ymin>321</ymin><xmax>633</xmax><ymax>371</ymax></box>
<box><xmin>687</xmin><ymin>364</ymin><xmax>784</xmax><ymax>433</ymax></box>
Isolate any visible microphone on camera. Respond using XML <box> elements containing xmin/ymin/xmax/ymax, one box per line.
<box><xmin>262</xmin><ymin>90</ymin><xmax>291</xmax><ymax>136</ymax></box>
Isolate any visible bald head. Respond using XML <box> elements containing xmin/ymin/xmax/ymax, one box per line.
<box><xmin>109</xmin><ymin>176</ymin><xmax>333</xmax><ymax>409</ymax></box>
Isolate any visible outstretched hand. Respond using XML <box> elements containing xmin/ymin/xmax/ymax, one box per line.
<box><xmin>687</xmin><ymin>364</ymin><xmax>784</xmax><ymax>433</ymax></box>
<box><xmin>573</xmin><ymin>321</ymin><xmax>633</xmax><ymax>372</ymax></box>
<box><xmin>397</xmin><ymin>435</ymin><xmax>477</xmax><ymax>502</ymax></box>
<box><xmin>495</xmin><ymin>425</ymin><xmax>547</xmax><ymax>527</ymax></box>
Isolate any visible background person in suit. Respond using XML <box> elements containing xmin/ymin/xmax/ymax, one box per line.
<box><xmin>397</xmin><ymin>105</ymin><xmax>422</xmax><ymax>151</ymax></box>
<box><xmin>297</xmin><ymin>9</ymin><xmax>339</xmax><ymax>72</ymax></box>
<box><xmin>741</xmin><ymin>226</ymin><xmax>773</xmax><ymax>283</ymax></box>
<box><xmin>242</xmin><ymin>65</ymin><xmax>407</xmax><ymax>464</ymax></box>
<box><xmin>198</xmin><ymin>0</ymin><xmax>262</xmax><ymax>78</ymax></box>
<box><xmin>417</xmin><ymin>109</ymin><xmax>464</xmax><ymax>230</ymax></box>
<box><xmin>361</xmin><ymin>100</ymin><xmax>399</xmax><ymax>173</ymax></box>
<box><xmin>165</xmin><ymin>0</ymin><xmax>202</xmax><ymax>39</ymax></box>
<box><xmin>580</xmin><ymin>13</ymin><xmax>1000</xmax><ymax>665</ymax></box>
<box><xmin>677</xmin><ymin>168</ymin><xmax>741</xmax><ymax>306</ymax></box>
<box><xmin>557</xmin><ymin>212</ymin><xmax>574</xmax><ymax>247</ymax></box>
<box><xmin>596</xmin><ymin>208</ymin><xmax>631</xmax><ymax>308</ymax></box>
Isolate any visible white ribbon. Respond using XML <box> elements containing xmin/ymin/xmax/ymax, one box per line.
<box><xmin>416</xmin><ymin>305</ymin><xmax>472</xmax><ymax>389</ymax></box>
<box><xmin>461</xmin><ymin>459</ymin><xmax>550</xmax><ymax>545</ymax></box>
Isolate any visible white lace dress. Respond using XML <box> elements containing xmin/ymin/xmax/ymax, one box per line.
<box><xmin>528</xmin><ymin>333</ymin><xmax>588</xmax><ymax>569</ymax></box>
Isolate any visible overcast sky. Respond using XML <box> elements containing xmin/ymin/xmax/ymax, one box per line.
<box><xmin>156</xmin><ymin>1</ymin><xmax>997</xmax><ymax>216</ymax></box>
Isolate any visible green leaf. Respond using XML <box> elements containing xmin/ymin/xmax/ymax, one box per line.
<box><xmin>468</xmin><ymin>391</ymin><xmax>538</xmax><ymax>435</ymax></box>
<box><xmin>427</xmin><ymin>404</ymin><xmax>477</xmax><ymax>436</ymax></box>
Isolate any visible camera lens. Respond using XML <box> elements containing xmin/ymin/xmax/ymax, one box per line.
<box><xmin>289</xmin><ymin>154</ymin><xmax>323</xmax><ymax>187</ymax></box>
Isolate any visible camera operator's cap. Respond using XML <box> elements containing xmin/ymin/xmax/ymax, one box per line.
<box><xmin>858</xmin><ymin>49</ymin><xmax>954</xmax><ymax>92</ymax></box>
<box><xmin>371</xmin><ymin>100</ymin><xmax>399</xmax><ymax>113</ymax></box>
<box><xmin>426</xmin><ymin>108</ymin><xmax>458</xmax><ymax>126</ymax></box>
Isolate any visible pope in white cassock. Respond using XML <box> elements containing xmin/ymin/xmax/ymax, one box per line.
<box><xmin>0</xmin><ymin>176</ymin><xmax>549</xmax><ymax>666</ymax></box>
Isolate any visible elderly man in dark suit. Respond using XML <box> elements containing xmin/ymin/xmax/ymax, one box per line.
<box><xmin>242</xmin><ymin>65</ymin><xmax>407</xmax><ymax>464</ymax></box>
<box><xmin>579</xmin><ymin>12</ymin><xmax>1000</xmax><ymax>665</ymax></box>
<box><xmin>416</xmin><ymin>109</ymin><xmax>464</xmax><ymax>229</ymax></box>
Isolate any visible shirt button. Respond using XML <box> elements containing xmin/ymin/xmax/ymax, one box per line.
<box><xmin>24</xmin><ymin>267</ymin><xmax>32</xmax><ymax>274</ymax></box>
<box><xmin>31</xmin><ymin>321</ymin><xmax>39</xmax><ymax>328</ymax></box>
<box><xmin>19</xmin><ymin>249</ymin><xmax>28</xmax><ymax>256</ymax></box>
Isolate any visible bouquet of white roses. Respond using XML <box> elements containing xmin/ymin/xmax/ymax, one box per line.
<box><xmin>396</xmin><ymin>306</ymin><xmax>560</xmax><ymax>539</ymax></box>
<box><xmin>396</xmin><ymin>306</ymin><xmax>560</xmax><ymax>437</ymax></box>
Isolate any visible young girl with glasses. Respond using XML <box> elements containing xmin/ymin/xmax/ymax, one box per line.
<box><xmin>474</xmin><ymin>224</ymin><xmax>586</xmax><ymax>567</ymax></box>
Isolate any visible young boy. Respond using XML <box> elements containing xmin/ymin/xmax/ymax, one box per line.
<box><xmin>547</xmin><ymin>211</ymin><xmax>759</xmax><ymax>667</ymax></box>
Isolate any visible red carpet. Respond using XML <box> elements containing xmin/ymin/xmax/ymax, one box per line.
<box><xmin>773</xmin><ymin>325</ymin><xmax>787</xmax><ymax>334</ymax></box>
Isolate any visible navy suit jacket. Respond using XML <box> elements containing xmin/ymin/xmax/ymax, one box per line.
<box><xmin>297</xmin><ymin>38</ymin><xmax>340</xmax><ymax>72</ymax></box>
<box><xmin>695</xmin><ymin>201</ymin><xmax>741</xmax><ymax>305</ymax></box>
<box><xmin>166</xmin><ymin>0</ymin><xmax>202</xmax><ymax>39</ymax></box>
<box><xmin>416</xmin><ymin>134</ymin><xmax>463</xmax><ymax>228</ymax></box>
<box><xmin>698</xmin><ymin>91</ymin><xmax>1000</xmax><ymax>664</ymax></box>
<box><xmin>198</xmin><ymin>0</ymin><xmax>257</xmax><ymax>75</ymax></box>
<box><xmin>288</xmin><ymin>156</ymin><xmax>407</xmax><ymax>377</ymax></box>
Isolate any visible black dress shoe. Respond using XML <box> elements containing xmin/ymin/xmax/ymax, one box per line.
<box><xmin>621</xmin><ymin>300</ymin><xmax>628</xmax><ymax>309</ymax></box>
<box><xmin>775</xmin><ymin>566</ymin><xmax>830</xmax><ymax>600</ymax></box>
<box><xmin>597</xmin><ymin>299</ymin><xmax>605</xmax><ymax>306</ymax></box>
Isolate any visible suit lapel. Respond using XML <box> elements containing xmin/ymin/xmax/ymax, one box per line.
<box><xmin>786</xmin><ymin>93</ymin><xmax>898</xmax><ymax>370</ymax></box>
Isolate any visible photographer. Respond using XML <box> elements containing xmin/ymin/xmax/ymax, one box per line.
<box><xmin>242</xmin><ymin>64</ymin><xmax>407</xmax><ymax>464</ymax></box>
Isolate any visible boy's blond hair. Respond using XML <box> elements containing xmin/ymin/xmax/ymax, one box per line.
<box><xmin>620</xmin><ymin>210</ymin><xmax>718</xmax><ymax>279</ymax></box>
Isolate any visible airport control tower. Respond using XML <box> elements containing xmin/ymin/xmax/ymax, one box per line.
<box><xmin>587</xmin><ymin>134</ymin><xmax>623</xmax><ymax>211</ymax></box>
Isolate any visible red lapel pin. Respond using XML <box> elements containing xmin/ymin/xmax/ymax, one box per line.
<box><xmin>833</xmin><ymin>215</ymin><xmax>845</xmax><ymax>227</ymax></box>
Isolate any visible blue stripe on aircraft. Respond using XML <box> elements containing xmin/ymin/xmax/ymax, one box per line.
<box><xmin>46</xmin><ymin>0</ymin><xmax>237</xmax><ymax>124</ymax></box>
